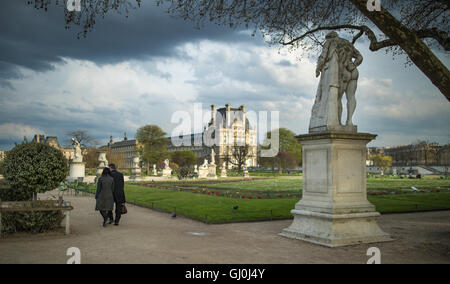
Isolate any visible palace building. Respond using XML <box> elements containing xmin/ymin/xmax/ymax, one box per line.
<box><xmin>31</xmin><ymin>135</ymin><xmax>75</xmax><ymax>161</ymax></box>
<box><xmin>105</xmin><ymin>104</ymin><xmax>258</xmax><ymax>170</ymax></box>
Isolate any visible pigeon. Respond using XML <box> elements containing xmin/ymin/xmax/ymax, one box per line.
<box><xmin>411</xmin><ymin>187</ymin><xmax>419</xmax><ymax>192</ymax></box>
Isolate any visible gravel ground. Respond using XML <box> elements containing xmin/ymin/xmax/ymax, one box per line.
<box><xmin>0</xmin><ymin>191</ymin><xmax>449</xmax><ymax>264</ymax></box>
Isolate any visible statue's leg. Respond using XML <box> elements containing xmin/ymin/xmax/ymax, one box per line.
<box><xmin>346</xmin><ymin>79</ymin><xmax>357</xmax><ymax>126</ymax></box>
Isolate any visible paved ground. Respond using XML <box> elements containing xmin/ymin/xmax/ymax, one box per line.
<box><xmin>0</xmin><ymin>191</ymin><xmax>449</xmax><ymax>264</ymax></box>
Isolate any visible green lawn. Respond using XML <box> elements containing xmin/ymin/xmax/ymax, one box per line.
<box><xmin>84</xmin><ymin>176</ymin><xmax>450</xmax><ymax>224</ymax></box>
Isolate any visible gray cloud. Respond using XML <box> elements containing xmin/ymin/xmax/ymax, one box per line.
<box><xmin>0</xmin><ymin>0</ymin><xmax>262</xmax><ymax>78</ymax></box>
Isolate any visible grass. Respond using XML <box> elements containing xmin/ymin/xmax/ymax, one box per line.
<box><xmin>84</xmin><ymin>176</ymin><xmax>450</xmax><ymax>224</ymax></box>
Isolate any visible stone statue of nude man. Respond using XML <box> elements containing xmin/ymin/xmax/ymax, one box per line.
<box><xmin>310</xmin><ymin>31</ymin><xmax>363</xmax><ymax>133</ymax></box>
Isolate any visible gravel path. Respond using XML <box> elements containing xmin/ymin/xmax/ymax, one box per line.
<box><xmin>0</xmin><ymin>191</ymin><xmax>449</xmax><ymax>264</ymax></box>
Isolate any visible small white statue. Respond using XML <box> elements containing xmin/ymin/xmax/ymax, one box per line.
<box><xmin>210</xmin><ymin>148</ymin><xmax>216</xmax><ymax>165</ymax></box>
<box><xmin>164</xmin><ymin>159</ymin><xmax>170</xmax><ymax>169</ymax></box>
<box><xmin>72</xmin><ymin>138</ymin><xmax>83</xmax><ymax>163</ymax></box>
<box><xmin>201</xmin><ymin>159</ymin><xmax>209</xmax><ymax>169</ymax></box>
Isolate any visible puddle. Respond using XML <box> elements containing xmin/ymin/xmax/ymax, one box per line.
<box><xmin>185</xmin><ymin>232</ymin><xmax>211</xmax><ymax>237</ymax></box>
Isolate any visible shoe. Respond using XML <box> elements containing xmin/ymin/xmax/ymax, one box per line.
<box><xmin>114</xmin><ymin>223</ymin><xmax>119</xmax><ymax>226</ymax></box>
<box><xmin>108</xmin><ymin>219</ymin><xmax>114</xmax><ymax>224</ymax></box>
<box><xmin>103</xmin><ymin>221</ymin><xmax>107</xmax><ymax>227</ymax></box>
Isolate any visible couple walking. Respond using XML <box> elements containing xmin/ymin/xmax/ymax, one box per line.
<box><xmin>95</xmin><ymin>164</ymin><xmax>126</xmax><ymax>227</ymax></box>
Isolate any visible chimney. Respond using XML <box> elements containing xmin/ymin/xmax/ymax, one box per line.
<box><xmin>241</xmin><ymin>105</ymin><xmax>246</xmax><ymax>129</ymax></box>
<box><xmin>211</xmin><ymin>104</ymin><xmax>217</xmax><ymax>126</ymax></box>
<box><xmin>226</xmin><ymin>104</ymin><xmax>231</xmax><ymax>128</ymax></box>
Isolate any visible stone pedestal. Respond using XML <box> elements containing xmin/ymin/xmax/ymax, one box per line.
<box><xmin>69</xmin><ymin>162</ymin><xmax>85</xmax><ymax>182</ymax></box>
<box><xmin>221</xmin><ymin>168</ymin><xmax>227</xmax><ymax>178</ymax></box>
<box><xmin>162</xmin><ymin>168</ymin><xmax>172</xmax><ymax>178</ymax></box>
<box><xmin>208</xmin><ymin>164</ymin><xmax>217</xmax><ymax>179</ymax></box>
<box><xmin>198</xmin><ymin>167</ymin><xmax>209</xmax><ymax>179</ymax></box>
<box><xmin>130</xmin><ymin>168</ymin><xmax>142</xmax><ymax>181</ymax></box>
<box><xmin>280</xmin><ymin>132</ymin><xmax>392</xmax><ymax>247</ymax></box>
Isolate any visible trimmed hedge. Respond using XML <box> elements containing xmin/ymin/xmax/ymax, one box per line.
<box><xmin>1</xmin><ymin>143</ymin><xmax>68</xmax><ymax>235</ymax></box>
<box><xmin>3</xmin><ymin>142</ymin><xmax>68</xmax><ymax>197</ymax></box>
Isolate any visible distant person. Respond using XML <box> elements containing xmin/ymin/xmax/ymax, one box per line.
<box><xmin>109</xmin><ymin>164</ymin><xmax>126</xmax><ymax>226</ymax></box>
<box><xmin>95</xmin><ymin>168</ymin><xmax>115</xmax><ymax>227</ymax></box>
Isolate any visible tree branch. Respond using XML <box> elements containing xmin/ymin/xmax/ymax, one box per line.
<box><xmin>281</xmin><ymin>25</ymin><xmax>449</xmax><ymax>51</ymax></box>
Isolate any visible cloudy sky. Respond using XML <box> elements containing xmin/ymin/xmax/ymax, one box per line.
<box><xmin>0</xmin><ymin>0</ymin><xmax>449</xmax><ymax>150</ymax></box>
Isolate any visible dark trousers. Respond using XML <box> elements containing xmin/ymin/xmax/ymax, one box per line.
<box><xmin>109</xmin><ymin>203</ymin><xmax>122</xmax><ymax>224</ymax></box>
<box><xmin>100</xmin><ymin>210</ymin><xmax>112</xmax><ymax>221</ymax></box>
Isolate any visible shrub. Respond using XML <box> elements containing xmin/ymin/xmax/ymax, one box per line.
<box><xmin>0</xmin><ymin>160</ymin><xmax>4</xmax><ymax>175</ymax></box>
<box><xmin>1</xmin><ymin>211</ymin><xmax>64</xmax><ymax>234</ymax></box>
<box><xmin>3</xmin><ymin>142</ymin><xmax>68</xmax><ymax>199</ymax></box>
<box><xmin>1</xmin><ymin>143</ymin><xmax>68</xmax><ymax>235</ymax></box>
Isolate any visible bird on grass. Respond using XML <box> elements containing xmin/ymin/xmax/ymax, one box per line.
<box><xmin>232</xmin><ymin>206</ymin><xmax>239</xmax><ymax>210</ymax></box>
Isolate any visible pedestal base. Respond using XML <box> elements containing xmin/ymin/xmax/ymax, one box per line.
<box><xmin>162</xmin><ymin>168</ymin><xmax>172</xmax><ymax>178</ymax></box>
<box><xmin>281</xmin><ymin>132</ymin><xmax>392</xmax><ymax>247</ymax></box>
<box><xmin>130</xmin><ymin>168</ymin><xmax>142</xmax><ymax>181</ymax></box>
<box><xmin>221</xmin><ymin>170</ymin><xmax>227</xmax><ymax>178</ymax></box>
<box><xmin>208</xmin><ymin>165</ymin><xmax>217</xmax><ymax>179</ymax></box>
<box><xmin>280</xmin><ymin>210</ymin><xmax>392</xmax><ymax>247</ymax></box>
<box><xmin>69</xmin><ymin>162</ymin><xmax>85</xmax><ymax>181</ymax></box>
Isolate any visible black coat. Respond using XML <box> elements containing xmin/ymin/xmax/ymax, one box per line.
<box><xmin>111</xmin><ymin>170</ymin><xmax>126</xmax><ymax>204</ymax></box>
<box><xmin>95</xmin><ymin>176</ymin><xmax>115</xmax><ymax>211</ymax></box>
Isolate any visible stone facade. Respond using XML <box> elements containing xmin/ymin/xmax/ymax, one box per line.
<box><xmin>0</xmin><ymin>150</ymin><xmax>5</xmax><ymax>161</ymax></box>
<box><xmin>368</xmin><ymin>142</ymin><xmax>449</xmax><ymax>167</ymax></box>
<box><xmin>103</xmin><ymin>105</ymin><xmax>258</xmax><ymax>170</ymax></box>
<box><xmin>31</xmin><ymin>135</ymin><xmax>75</xmax><ymax>161</ymax></box>
<box><xmin>102</xmin><ymin>134</ymin><xmax>140</xmax><ymax>170</ymax></box>
<box><xmin>168</xmin><ymin>104</ymin><xmax>258</xmax><ymax>169</ymax></box>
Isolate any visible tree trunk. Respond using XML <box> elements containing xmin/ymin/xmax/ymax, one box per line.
<box><xmin>349</xmin><ymin>0</ymin><xmax>450</xmax><ymax>101</ymax></box>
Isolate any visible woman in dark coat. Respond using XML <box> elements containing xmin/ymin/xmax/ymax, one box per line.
<box><xmin>95</xmin><ymin>168</ymin><xmax>115</xmax><ymax>227</ymax></box>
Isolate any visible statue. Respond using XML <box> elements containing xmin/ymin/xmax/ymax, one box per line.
<box><xmin>309</xmin><ymin>32</ymin><xmax>363</xmax><ymax>133</ymax></box>
<box><xmin>200</xmin><ymin>159</ymin><xmax>209</xmax><ymax>169</ymax></box>
<box><xmin>162</xmin><ymin>159</ymin><xmax>172</xmax><ymax>178</ymax></box>
<box><xmin>71</xmin><ymin>138</ymin><xmax>83</xmax><ymax>162</ymax></box>
<box><xmin>210</xmin><ymin>148</ymin><xmax>216</xmax><ymax>165</ymax></box>
<box><xmin>69</xmin><ymin>138</ymin><xmax>85</xmax><ymax>181</ymax></box>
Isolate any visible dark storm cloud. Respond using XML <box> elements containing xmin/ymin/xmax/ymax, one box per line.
<box><xmin>0</xmin><ymin>0</ymin><xmax>261</xmax><ymax>79</ymax></box>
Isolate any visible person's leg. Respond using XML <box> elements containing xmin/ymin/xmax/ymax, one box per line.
<box><xmin>100</xmin><ymin>211</ymin><xmax>108</xmax><ymax>227</ymax></box>
<box><xmin>114</xmin><ymin>203</ymin><xmax>122</xmax><ymax>225</ymax></box>
<box><xmin>107</xmin><ymin>210</ymin><xmax>114</xmax><ymax>224</ymax></box>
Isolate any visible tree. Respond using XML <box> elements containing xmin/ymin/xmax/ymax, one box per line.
<box><xmin>371</xmin><ymin>153</ymin><xmax>393</xmax><ymax>175</ymax></box>
<box><xmin>3</xmin><ymin>142</ymin><xmax>68</xmax><ymax>200</ymax></box>
<box><xmin>225</xmin><ymin>145</ymin><xmax>251</xmax><ymax>172</ymax></box>
<box><xmin>136</xmin><ymin>125</ymin><xmax>169</xmax><ymax>173</ymax></box>
<box><xmin>66</xmin><ymin>130</ymin><xmax>98</xmax><ymax>148</ymax></box>
<box><xmin>170</xmin><ymin>151</ymin><xmax>196</xmax><ymax>178</ymax></box>
<box><xmin>260</xmin><ymin>128</ymin><xmax>302</xmax><ymax>173</ymax></box>
<box><xmin>170</xmin><ymin>150</ymin><xmax>197</xmax><ymax>168</ymax></box>
<box><xmin>157</xmin><ymin>0</ymin><xmax>450</xmax><ymax>101</ymax></box>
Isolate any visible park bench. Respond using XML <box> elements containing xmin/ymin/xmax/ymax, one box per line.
<box><xmin>0</xmin><ymin>198</ymin><xmax>74</xmax><ymax>237</ymax></box>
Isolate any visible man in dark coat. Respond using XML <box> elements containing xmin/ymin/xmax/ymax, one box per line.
<box><xmin>109</xmin><ymin>163</ymin><xmax>126</xmax><ymax>225</ymax></box>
